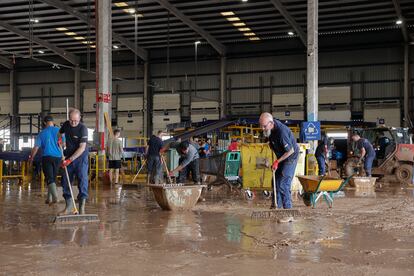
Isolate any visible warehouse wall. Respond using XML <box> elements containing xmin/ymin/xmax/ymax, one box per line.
<box><xmin>1</xmin><ymin>45</ymin><xmax>412</xmax><ymax>123</ymax></box>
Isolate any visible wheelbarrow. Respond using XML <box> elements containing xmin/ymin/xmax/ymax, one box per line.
<box><xmin>297</xmin><ymin>175</ymin><xmax>353</xmax><ymax>208</ymax></box>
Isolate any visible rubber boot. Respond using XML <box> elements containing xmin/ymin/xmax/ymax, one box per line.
<box><xmin>58</xmin><ymin>198</ymin><xmax>75</xmax><ymax>215</ymax></box>
<box><xmin>79</xmin><ymin>198</ymin><xmax>86</xmax><ymax>215</ymax></box>
<box><xmin>48</xmin><ymin>183</ymin><xmax>58</xmax><ymax>205</ymax></box>
<box><xmin>45</xmin><ymin>188</ymin><xmax>52</xmax><ymax>205</ymax></box>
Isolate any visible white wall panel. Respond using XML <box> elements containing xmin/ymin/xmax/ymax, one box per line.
<box><xmin>319</xmin><ymin>110</ymin><xmax>351</xmax><ymax>121</ymax></box>
<box><xmin>19</xmin><ymin>100</ymin><xmax>41</xmax><ymax>114</ymax></box>
<box><xmin>153</xmin><ymin>94</ymin><xmax>180</xmax><ymax>110</ymax></box>
<box><xmin>319</xmin><ymin>87</ymin><xmax>351</xmax><ymax>104</ymax></box>
<box><xmin>83</xmin><ymin>89</ymin><xmax>95</xmax><ymax>112</ymax></box>
<box><xmin>0</xmin><ymin>92</ymin><xmax>10</xmax><ymax>114</ymax></box>
<box><xmin>272</xmin><ymin>93</ymin><xmax>303</xmax><ymax>106</ymax></box>
<box><xmin>117</xmin><ymin>96</ymin><xmax>143</xmax><ymax>111</ymax></box>
<box><xmin>152</xmin><ymin>110</ymin><xmax>180</xmax><ymax>133</ymax></box>
<box><xmin>118</xmin><ymin>113</ymin><xmax>143</xmax><ymax>131</ymax></box>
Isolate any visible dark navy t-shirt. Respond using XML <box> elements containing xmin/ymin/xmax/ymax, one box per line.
<box><xmin>147</xmin><ymin>135</ymin><xmax>163</xmax><ymax>157</ymax></box>
<box><xmin>315</xmin><ymin>136</ymin><xmax>328</xmax><ymax>158</ymax></box>
<box><xmin>356</xmin><ymin>138</ymin><xmax>375</xmax><ymax>158</ymax></box>
<box><xmin>268</xmin><ymin>120</ymin><xmax>299</xmax><ymax>162</ymax></box>
<box><xmin>59</xmin><ymin>121</ymin><xmax>88</xmax><ymax>157</ymax></box>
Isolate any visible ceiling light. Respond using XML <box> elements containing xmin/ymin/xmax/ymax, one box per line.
<box><xmin>221</xmin><ymin>11</ymin><xmax>235</xmax><ymax>16</ymax></box>
<box><xmin>288</xmin><ymin>31</ymin><xmax>294</xmax><ymax>36</ymax></box>
<box><xmin>65</xmin><ymin>32</ymin><xmax>76</xmax><ymax>36</ymax></box>
<box><xmin>249</xmin><ymin>37</ymin><xmax>260</xmax><ymax>41</ymax></box>
<box><xmin>242</xmin><ymin>0</ymin><xmax>248</xmax><ymax>2</ymax></box>
<box><xmin>113</xmin><ymin>45</ymin><xmax>119</xmax><ymax>49</ymax></box>
<box><xmin>38</xmin><ymin>50</ymin><xmax>44</xmax><ymax>54</ymax></box>
<box><xmin>124</xmin><ymin>8</ymin><xmax>136</xmax><ymax>14</ymax></box>
<box><xmin>29</xmin><ymin>18</ymin><xmax>39</xmax><ymax>23</ymax></box>
<box><xmin>82</xmin><ymin>41</ymin><xmax>94</xmax><ymax>44</ymax></box>
<box><xmin>90</xmin><ymin>45</ymin><xmax>96</xmax><ymax>49</ymax></box>
<box><xmin>56</xmin><ymin>27</ymin><xmax>68</xmax><ymax>31</ymax></box>
<box><xmin>243</xmin><ymin>32</ymin><xmax>256</xmax><ymax>36</ymax></box>
<box><xmin>232</xmin><ymin>22</ymin><xmax>246</xmax><ymax>27</ymax></box>
<box><xmin>73</xmin><ymin>36</ymin><xmax>85</xmax><ymax>40</ymax></box>
<box><xmin>238</xmin><ymin>27</ymin><xmax>251</xmax><ymax>32</ymax></box>
<box><xmin>396</xmin><ymin>19</ymin><xmax>403</xmax><ymax>25</ymax></box>
<box><xmin>114</xmin><ymin>2</ymin><xmax>128</xmax><ymax>7</ymax></box>
<box><xmin>226</xmin><ymin>17</ymin><xmax>241</xmax><ymax>22</ymax></box>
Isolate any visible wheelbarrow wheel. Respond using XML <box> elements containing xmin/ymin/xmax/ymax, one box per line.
<box><xmin>302</xmin><ymin>193</ymin><xmax>312</xmax><ymax>207</ymax></box>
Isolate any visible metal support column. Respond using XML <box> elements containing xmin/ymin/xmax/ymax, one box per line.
<box><xmin>10</xmin><ymin>69</ymin><xmax>18</xmax><ymax>150</ymax></box>
<box><xmin>74</xmin><ymin>66</ymin><xmax>81</xmax><ymax>109</ymax></box>
<box><xmin>220</xmin><ymin>56</ymin><xmax>227</xmax><ymax>119</ymax></box>
<box><xmin>404</xmin><ymin>44</ymin><xmax>410</xmax><ymax>127</ymax></box>
<box><xmin>307</xmin><ymin>0</ymin><xmax>318</xmax><ymax>151</ymax></box>
<box><xmin>95</xmin><ymin>0</ymin><xmax>112</xmax><ymax>152</ymax></box>
<box><xmin>143</xmin><ymin>61</ymin><xmax>149</xmax><ymax>137</ymax></box>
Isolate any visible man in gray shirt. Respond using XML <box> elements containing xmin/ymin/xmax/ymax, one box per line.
<box><xmin>169</xmin><ymin>141</ymin><xmax>201</xmax><ymax>184</ymax></box>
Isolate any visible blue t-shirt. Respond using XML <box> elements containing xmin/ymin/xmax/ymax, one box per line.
<box><xmin>268</xmin><ymin>120</ymin><xmax>299</xmax><ymax>162</ymax></box>
<box><xmin>35</xmin><ymin>126</ymin><xmax>61</xmax><ymax>158</ymax></box>
<box><xmin>357</xmin><ymin>138</ymin><xmax>376</xmax><ymax>158</ymax></box>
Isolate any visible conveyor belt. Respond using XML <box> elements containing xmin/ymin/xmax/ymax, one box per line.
<box><xmin>172</xmin><ymin>120</ymin><xmax>236</xmax><ymax>142</ymax></box>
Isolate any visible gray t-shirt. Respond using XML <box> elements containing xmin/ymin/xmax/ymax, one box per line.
<box><xmin>107</xmin><ymin>138</ymin><xmax>123</xmax><ymax>160</ymax></box>
<box><xmin>179</xmin><ymin>144</ymin><xmax>199</xmax><ymax>167</ymax></box>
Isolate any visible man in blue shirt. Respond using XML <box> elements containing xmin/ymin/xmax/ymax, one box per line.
<box><xmin>58</xmin><ymin>109</ymin><xmax>89</xmax><ymax>215</ymax></box>
<box><xmin>29</xmin><ymin>115</ymin><xmax>61</xmax><ymax>205</ymax></box>
<box><xmin>146</xmin><ymin>130</ymin><xmax>164</xmax><ymax>184</ymax></box>
<box><xmin>315</xmin><ymin>134</ymin><xmax>329</xmax><ymax>175</ymax></box>
<box><xmin>259</xmin><ymin>112</ymin><xmax>299</xmax><ymax>209</ymax></box>
<box><xmin>351</xmin><ymin>132</ymin><xmax>375</xmax><ymax>177</ymax></box>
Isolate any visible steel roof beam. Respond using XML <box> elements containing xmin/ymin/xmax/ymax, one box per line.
<box><xmin>0</xmin><ymin>55</ymin><xmax>13</xmax><ymax>69</ymax></box>
<box><xmin>154</xmin><ymin>0</ymin><xmax>226</xmax><ymax>56</ymax></box>
<box><xmin>0</xmin><ymin>20</ymin><xmax>79</xmax><ymax>65</ymax></box>
<box><xmin>392</xmin><ymin>0</ymin><xmax>409</xmax><ymax>42</ymax></box>
<box><xmin>269</xmin><ymin>0</ymin><xmax>306</xmax><ymax>46</ymax></box>
<box><xmin>40</xmin><ymin>0</ymin><xmax>148</xmax><ymax>61</ymax></box>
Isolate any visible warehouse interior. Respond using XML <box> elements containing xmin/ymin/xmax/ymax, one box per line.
<box><xmin>1</xmin><ymin>0</ymin><xmax>414</xmax><ymax>275</ymax></box>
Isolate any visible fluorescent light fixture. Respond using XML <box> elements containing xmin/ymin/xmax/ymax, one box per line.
<box><xmin>113</xmin><ymin>45</ymin><xmax>119</xmax><ymax>49</ymax></box>
<box><xmin>29</xmin><ymin>18</ymin><xmax>39</xmax><ymax>23</ymax></box>
<box><xmin>90</xmin><ymin>45</ymin><xmax>96</xmax><ymax>48</ymax></box>
<box><xmin>232</xmin><ymin>22</ymin><xmax>246</xmax><ymax>27</ymax></box>
<box><xmin>38</xmin><ymin>50</ymin><xmax>44</xmax><ymax>54</ymax></box>
<box><xmin>288</xmin><ymin>31</ymin><xmax>294</xmax><ymax>36</ymax></box>
<box><xmin>243</xmin><ymin>32</ymin><xmax>256</xmax><ymax>36</ymax></box>
<box><xmin>249</xmin><ymin>37</ymin><xmax>260</xmax><ymax>41</ymax></box>
<box><xmin>114</xmin><ymin>2</ymin><xmax>128</xmax><ymax>7</ymax></box>
<box><xmin>56</xmin><ymin>27</ymin><xmax>68</xmax><ymax>31</ymax></box>
<box><xmin>73</xmin><ymin>36</ymin><xmax>85</xmax><ymax>40</ymax></box>
<box><xmin>226</xmin><ymin>17</ymin><xmax>241</xmax><ymax>22</ymax></box>
<box><xmin>238</xmin><ymin>27</ymin><xmax>251</xmax><ymax>32</ymax></box>
<box><xmin>396</xmin><ymin>19</ymin><xmax>403</xmax><ymax>25</ymax></box>
<box><xmin>195</xmin><ymin>41</ymin><xmax>201</xmax><ymax>45</ymax></box>
<box><xmin>221</xmin><ymin>11</ymin><xmax>235</xmax><ymax>16</ymax></box>
<box><xmin>82</xmin><ymin>41</ymin><xmax>93</xmax><ymax>44</ymax></box>
<box><xmin>242</xmin><ymin>0</ymin><xmax>248</xmax><ymax>2</ymax></box>
<box><xmin>124</xmin><ymin>8</ymin><xmax>136</xmax><ymax>14</ymax></box>
<box><xmin>65</xmin><ymin>32</ymin><xmax>76</xmax><ymax>36</ymax></box>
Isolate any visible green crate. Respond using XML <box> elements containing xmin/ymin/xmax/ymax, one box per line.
<box><xmin>224</xmin><ymin>152</ymin><xmax>241</xmax><ymax>180</ymax></box>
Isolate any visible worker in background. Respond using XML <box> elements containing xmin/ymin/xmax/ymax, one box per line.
<box><xmin>351</xmin><ymin>132</ymin><xmax>375</xmax><ymax>177</ymax></box>
<box><xmin>146</xmin><ymin>130</ymin><xmax>164</xmax><ymax>184</ymax></box>
<box><xmin>315</xmin><ymin>133</ymin><xmax>329</xmax><ymax>175</ymax></box>
<box><xmin>259</xmin><ymin>112</ymin><xmax>299</xmax><ymax>209</ymax></box>
<box><xmin>169</xmin><ymin>141</ymin><xmax>201</xmax><ymax>184</ymax></box>
<box><xmin>29</xmin><ymin>115</ymin><xmax>61</xmax><ymax>205</ymax></box>
<box><xmin>107</xmin><ymin>129</ymin><xmax>124</xmax><ymax>185</ymax></box>
<box><xmin>58</xmin><ymin>108</ymin><xmax>89</xmax><ymax>215</ymax></box>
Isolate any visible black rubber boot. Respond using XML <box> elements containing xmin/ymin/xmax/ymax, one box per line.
<box><xmin>58</xmin><ymin>198</ymin><xmax>74</xmax><ymax>215</ymax></box>
<box><xmin>79</xmin><ymin>198</ymin><xmax>86</xmax><ymax>215</ymax></box>
<box><xmin>48</xmin><ymin>183</ymin><xmax>58</xmax><ymax>205</ymax></box>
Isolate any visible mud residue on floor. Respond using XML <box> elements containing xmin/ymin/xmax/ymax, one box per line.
<box><xmin>0</xmin><ymin>181</ymin><xmax>413</xmax><ymax>275</ymax></box>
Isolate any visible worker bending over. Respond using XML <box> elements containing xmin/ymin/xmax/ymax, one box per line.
<box><xmin>351</xmin><ymin>132</ymin><xmax>375</xmax><ymax>177</ymax></box>
<box><xmin>169</xmin><ymin>141</ymin><xmax>201</xmax><ymax>184</ymax></box>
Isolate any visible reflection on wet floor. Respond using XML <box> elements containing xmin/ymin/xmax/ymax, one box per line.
<box><xmin>0</xmin><ymin>181</ymin><xmax>414</xmax><ymax>268</ymax></box>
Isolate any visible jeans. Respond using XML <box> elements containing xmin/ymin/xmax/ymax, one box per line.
<box><xmin>61</xmin><ymin>151</ymin><xmax>89</xmax><ymax>200</ymax></box>
<box><xmin>178</xmin><ymin>158</ymin><xmax>201</xmax><ymax>184</ymax></box>
<box><xmin>147</xmin><ymin>155</ymin><xmax>162</xmax><ymax>184</ymax></box>
<box><xmin>364</xmin><ymin>155</ymin><xmax>375</xmax><ymax>177</ymax></box>
<box><xmin>316</xmin><ymin>155</ymin><xmax>326</xmax><ymax>175</ymax></box>
<box><xmin>272</xmin><ymin>159</ymin><xmax>297</xmax><ymax>209</ymax></box>
<box><xmin>41</xmin><ymin>156</ymin><xmax>61</xmax><ymax>185</ymax></box>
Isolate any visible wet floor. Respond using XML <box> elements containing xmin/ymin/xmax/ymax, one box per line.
<box><xmin>0</xmin><ymin>182</ymin><xmax>414</xmax><ymax>275</ymax></box>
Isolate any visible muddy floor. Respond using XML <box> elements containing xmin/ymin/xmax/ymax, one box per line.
<box><xmin>0</xmin><ymin>181</ymin><xmax>413</xmax><ymax>276</ymax></box>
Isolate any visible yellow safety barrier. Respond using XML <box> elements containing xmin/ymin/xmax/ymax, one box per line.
<box><xmin>306</xmin><ymin>154</ymin><xmax>319</xmax><ymax>176</ymax></box>
<box><xmin>88</xmin><ymin>153</ymin><xmax>107</xmax><ymax>181</ymax></box>
<box><xmin>0</xmin><ymin>159</ymin><xmax>30</xmax><ymax>184</ymax></box>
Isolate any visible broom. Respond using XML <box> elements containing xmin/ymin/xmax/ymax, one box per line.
<box><xmin>251</xmin><ymin>169</ymin><xmax>300</xmax><ymax>220</ymax></box>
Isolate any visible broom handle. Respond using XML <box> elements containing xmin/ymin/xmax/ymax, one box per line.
<box><xmin>132</xmin><ymin>158</ymin><xmax>146</xmax><ymax>183</ymax></box>
<box><xmin>161</xmin><ymin>155</ymin><xmax>173</xmax><ymax>184</ymax></box>
<box><xmin>59</xmin><ymin>144</ymin><xmax>78</xmax><ymax>214</ymax></box>
<box><xmin>273</xmin><ymin>169</ymin><xmax>277</xmax><ymax>208</ymax></box>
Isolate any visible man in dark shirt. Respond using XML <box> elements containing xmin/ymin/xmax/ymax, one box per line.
<box><xmin>58</xmin><ymin>108</ymin><xmax>89</xmax><ymax>215</ymax></box>
<box><xmin>315</xmin><ymin>134</ymin><xmax>329</xmax><ymax>175</ymax></box>
<box><xmin>351</xmin><ymin>132</ymin><xmax>376</xmax><ymax>177</ymax></box>
<box><xmin>146</xmin><ymin>130</ymin><xmax>164</xmax><ymax>184</ymax></box>
<box><xmin>259</xmin><ymin>112</ymin><xmax>299</xmax><ymax>209</ymax></box>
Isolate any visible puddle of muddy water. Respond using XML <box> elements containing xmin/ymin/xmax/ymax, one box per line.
<box><xmin>0</xmin><ymin>182</ymin><xmax>414</xmax><ymax>271</ymax></box>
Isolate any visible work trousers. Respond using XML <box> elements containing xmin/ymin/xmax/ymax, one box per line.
<box><xmin>272</xmin><ymin>159</ymin><xmax>298</xmax><ymax>209</ymax></box>
<box><xmin>316</xmin><ymin>155</ymin><xmax>326</xmax><ymax>176</ymax></box>
<box><xmin>61</xmin><ymin>152</ymin><xmax>89</xmax><ymax>200</ymax></box>
<box><xmin>41</xmin><ymin>156</ymin><xmax>61</xmax><ymax>185</ymax></box>
<box><xmin>178</xmin><ymin>158</ymin><xmax>201</xmax><ymax>184</ymax></box>
<box><xmin>147</xmin><ymin>155</ymin><xmax>162</xmax><ymax>184</ymax></box>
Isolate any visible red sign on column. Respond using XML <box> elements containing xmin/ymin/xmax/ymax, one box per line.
<box><xmin>97</xmin><ymin>93</ymin><xmax>111</xmax><ymax>103</ymax></box>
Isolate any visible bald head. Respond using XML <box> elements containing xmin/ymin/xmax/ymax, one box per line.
<box><xmin>259</xmin><ymin>112</ymin><xmax>275</xmax><ymax>137</ymax></box>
